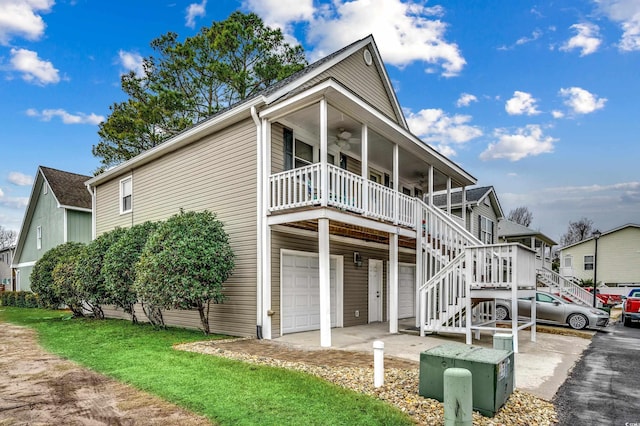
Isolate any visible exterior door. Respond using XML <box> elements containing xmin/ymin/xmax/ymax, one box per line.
<box><xmin>368</xmin><ymin>259</ymin><xmax>383</xmax><ymax>322</ymax></box>
<box><xmin>398</xmin><ymin>264</ymin><xmax>416</xmax><ymax>319</ymax></box>
<box><xmin>281</xmin><ymin>253</ymin><xmax>337</xmax><ymax>334</ymax></box>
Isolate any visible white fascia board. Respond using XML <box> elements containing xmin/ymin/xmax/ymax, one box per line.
<box><xmin>86</xmin><ymin>97</ymin><xmax>266</xmax><ymax>187</ymax></box>
<box><xmin>12</xmin><ymin>261</ymin><xmax>36</xmax><ymax>268</ymax></box>
<box><xmin>13</xmin><ymin>168</ymin><xmax>44</xmax><ymax>262</ymax></box>
<box><xmin>59</xmin><ymin>205</ymin><xmax>92</xmax><ymax>213</ymax></box>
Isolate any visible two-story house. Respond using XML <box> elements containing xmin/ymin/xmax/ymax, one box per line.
<box><xmin>86</xmin><ymin>36</ymin><xmax>538</xmax><ymax>350</ymax></box>
<box><xmin>12</xmin><ymin>166</ymin><xmax>92</xmax><ymax>291</ymax></box>
<box><xmin>0</xmin><ymin>245</ymin><xmax>15</xmax><ymax>291</ymax></box>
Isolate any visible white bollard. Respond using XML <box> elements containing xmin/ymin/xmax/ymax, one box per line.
<box><xmin>373</xmin><ymin>340</ymin><xmax>384</xmax><ymax>387</ymax></box>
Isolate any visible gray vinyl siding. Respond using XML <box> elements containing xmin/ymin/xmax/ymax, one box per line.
<box><xmin>66</xmin><ymin>210</ymin><xmax>92</xmax><ymax>243</ymax></box>
<box><xmin>561</xmin><ymin>227</ymin><xmax>640</xmax><ymax>284</ymax></box>
<box><xmin>271</xmin><ymin>229</ymin><xmax>416</xmax><ymax>338</ymax></box>
<box><xmin>95</xmin><ymin>118</ymin><xmax>259</xmax><ymax>337</ymax></box>
<box><xmin>470</xmin><ymin>200</ymin><xmax>499</xmax><ymax>243</ymax></box>
<box><xmin>298</xmin><ymin>48</ymin><xmax>399</xmax><ymax>124</ymax></box>
<box><xmin>271</xmin><ymin>122</ymin><xmax>285</xmax><ymax>173</ymax></box>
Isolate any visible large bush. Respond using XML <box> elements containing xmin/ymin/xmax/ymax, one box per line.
<box><xmin>75</xmin><ymin>227</ymin><xmax>128</xmax><ymax>318</ymax></box>
<box><xmin>30</xmin><ymin>242</ymin><xmax>86</xmax><ymax>310</ymax></box>
<box><xmin>135</xmin><ymin>210</ymin><xmax>235</xmax><ymax>334</ymax></box>
<box><xmin>102</xmin><ymin>221</ymin><xmax>159</xmax><ymax>324</ymax></box>
<box><xmin>51</xmin><ymin>252</ymin><xmax>86</xmax><ymax>317</ymax></box>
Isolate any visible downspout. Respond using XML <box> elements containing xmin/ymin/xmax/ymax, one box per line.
<box><xmin>251</xmin><ymin>106</ymin><xmax>263</xmax><ymax>339</ymax></box>
<box><xmin>85</xmin><ymin>184</ymin><xmax>96</xmax><ymax>240</ymax></box>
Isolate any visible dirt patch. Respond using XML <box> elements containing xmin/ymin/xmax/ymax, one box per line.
<box><xmin>0</xmin><ymin>323</ymin><xmax>211</xmax><ymax>426</ymax></box>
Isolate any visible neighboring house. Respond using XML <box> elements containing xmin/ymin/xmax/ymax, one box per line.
<box><xmin>86</xmin><ymin>36</ymin><xmax>537</xmax><ymax>349</ymax></box>
<box><xmin>0</xmin><ymin>245</ymin><xmax>15</xmax><ymax>290</ymax></box>
<box><xmin>11</xmin><ymin>166</ymin><xmax>92</xmax><ymax>291</ymax></box>
<box><xmin>497</xmin><ymin>219</ymin><xmax>557</xmax><ymax>270</ymax></box>
<box><xmin>559</xmin><ymin>224</ymin><xmax>640</xmax><ymax>287</ymax></box>
<box><xmin>432</xmin><ymin>186</ymin><xmax>504</xmax><ymax>244</ymax></box>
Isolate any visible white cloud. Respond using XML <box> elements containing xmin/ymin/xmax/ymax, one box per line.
<box><xmin>406</xmin><ymin>108</ymin><xmax>483</xmax><ymax>156</ymax></box>
<box><xmin>551</xmin><ymin>110</ymin><xmax>565</xmax><ymax>119</ymax></box>
<box><xmin>559</xmin><ymin>87</ymin><xmax>606</xmax><ymax>114</ymax></box>
<box><xmin>10</xmin><ymin>48</ymin><xmax>59</xmax><ymax>85</ymax></box>
<box><xmin>516</xmin><ymin>29</ymin><xmax>542</xmax><ymax>45</ymax></box>
<box><xmin>0</xmin><ymin>196</ymin><xmax>29</xmax><ymax>209</ymax></box>
<box><xmin>247</xmin><ymin>0</ymin><xmax>465</xmax><ymax>77</ymax></box>
<box><xmin>595</xmin><ymin>0</ymin><xmax>640</xmax><ymax>51</ymax></box>
<box><xmin>26</xmin><ymin>108</ymin><xmax>104</xmax><ymax>125</ymax></box>
<box><xmin>480</xmin><ymin>125</ymin><xmax>556</xmax><ymax>161</ymax></box>
<box><xmin>118</xmin><ymin>50</ymin><xmax>145</xmax><ymax>77</ymax></box>
<box><xmin>0</xmin><ymin>0</ymin><xmax>54</xmax><ymax>45</ymax></box>
<box><xmin>185</xmin><ymin>0</ymin><xmax>207</xmax><ymax>29</ymax></box>
<box><xmin>8</xmin><ymin>172</ymin><xmax>33</xmax><ymax>186</ymax></box>
<box><xmin>560</xmin><ymin>23</ymin><xmax>601</xmax><ymax>56</ymax></box>
<box><xmin>456</xmin><ymin>93</ymin><xmax>477</xmax><ymax>107</ymax></box>
<box><xmin>244</xmin><ymin>0</ymin><xmax>314</xmax><ymax>30</ymax></box>
<box><xmin>505</xmin><ymin>91</ymin><xmax>540</xmax><ymax>116</ymax></box>
<box><xmin>435</xmin><ymin>144</ymin><xmax>456</xmax><ymax>157</ymax></box>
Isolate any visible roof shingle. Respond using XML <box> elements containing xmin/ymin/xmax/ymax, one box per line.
<box><xmin>40</xmin><ymin>166</ymin><xmax>92</xmax><ymax>210</ymax></box>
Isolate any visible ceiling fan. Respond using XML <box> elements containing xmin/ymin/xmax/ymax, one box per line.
<box><xmin>331</xmin><ymin>128</ymin><xmax>356</xmax><ymax>151</ymax></box>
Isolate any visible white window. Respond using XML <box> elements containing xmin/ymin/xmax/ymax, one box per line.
<box><xmin>36</xmin><ymin>226</ymin><xmax>42</xmax><ymax>250</ymax></box>
<box><xmin>563</xmin><ymin>255</ymin><xmax>572</xmax><ymax>268</ymax></box>
<box><xmin>293</xmin><ymin>139</ymin><xmax>313</xmax><ymax>168</ymax></box>
<box><xmin>479</xmin><ymin>216</ymin><xmax>494</xmax><ymax>244</ymax></box>
<box><xmin>120</xmin><ymin>177</ymin><xmax>132</xmax><ymax>214</ymax></box>
<box><xmin>43</xmin><ymin>183</ymin><xmax>48</xmax><ymax>195</ymax></box>
<box><xmin>584</xmin><ymin>255</ymin><xmax>594</xmax><ymax>271</ymax></box>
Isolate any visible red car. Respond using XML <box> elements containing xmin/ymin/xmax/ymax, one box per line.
<box><xmin>622</xmin><ymin>288</ymin><xmax>640</xmax><ymax>327</ymax></box>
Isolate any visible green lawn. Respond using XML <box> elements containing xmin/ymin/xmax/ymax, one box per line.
<box><xmin>0</xmin><ymin>307</ymin><xmax>412</xmax><ymax>425</ymax></box>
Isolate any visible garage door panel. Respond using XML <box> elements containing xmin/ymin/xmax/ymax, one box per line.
<box><xmin>282</xmin><ymin>253</ymin><xmax>337</xmax><ymax>334</ymax></box>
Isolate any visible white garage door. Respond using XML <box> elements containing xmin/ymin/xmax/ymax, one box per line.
<box><xmin>282</xmin><ymin>253</ymin><xmax>337</xmax><ymax>334</ymax></box>
<box><xmin>398</xmin><ymin>264</ymin><xmax>416</xmax><ymax>319</ymax></box>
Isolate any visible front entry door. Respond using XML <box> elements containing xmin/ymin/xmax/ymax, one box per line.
<box><xmin>368</xmin><ymin>259</ymin><xmax>383</xmax><ymax>322</ymax></box>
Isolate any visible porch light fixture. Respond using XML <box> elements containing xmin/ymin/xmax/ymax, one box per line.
<box><xmin>592</xmin><ymin>229</ymin><xmax>601</xmax><ymax>307</ymax></box>
<box><xmin>354</xmin><ymin>252</ymin><xmax>362</xmax><ymax>267</ymax></box>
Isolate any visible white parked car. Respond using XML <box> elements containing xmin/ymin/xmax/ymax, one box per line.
<box><xmin>495</xmin><ymin>291</ymin><xmax>610</xmax><ymax>330</ymax></box>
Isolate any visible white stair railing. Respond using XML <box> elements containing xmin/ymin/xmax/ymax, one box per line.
<box><xmin>537</xmin><ymin>267</ymin><xmax>600</xmax><ymax>307</ymax></box>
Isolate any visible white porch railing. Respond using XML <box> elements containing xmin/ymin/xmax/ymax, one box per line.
<box><xmin>466</xmin><ymin>244</ymin><xmax>537</xmax><ymax>290</ymax></box>
<box><xmin>268</xmin><ymin>164</ymin><xmax>416</xmax><ymax>226</ymax></box>
<box><xmin>537</xmin><ymin>267</ymin><xmax>600</xmax><ymax>307</ymax></box>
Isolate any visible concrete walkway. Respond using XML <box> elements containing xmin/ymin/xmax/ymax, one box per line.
<box><xmin>274</xmin><ymin>321</ymin><xmax>594</xmax><ymax>401</ymax></box>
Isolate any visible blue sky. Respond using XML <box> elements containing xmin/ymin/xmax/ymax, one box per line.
<box><xmin>1</xmin><ymin>0</ymin><xmax>639</xmax><ymax>242</ymax></box>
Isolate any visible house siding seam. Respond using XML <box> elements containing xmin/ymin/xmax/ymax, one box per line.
<box><xmin>95</xmin><ymin>118</ymin><xmax>259</xmax><ymax>338</ymax></box>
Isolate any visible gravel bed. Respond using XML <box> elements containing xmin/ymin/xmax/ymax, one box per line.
<box><xmin>175</xmin><ymin>339</ymin><xmax>558</xmax><ymax>425</ymax></box>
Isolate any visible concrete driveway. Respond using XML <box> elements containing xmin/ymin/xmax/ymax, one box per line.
<box><xmin>275</xmin><ymin>320</ymin><xmax>594</xmax><ymax>401</ymax></box>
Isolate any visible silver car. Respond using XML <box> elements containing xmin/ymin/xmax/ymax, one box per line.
<box><xmin>495</xmin><ymin>291</ymin><xmax>610</xmax><ymax>330</ymax></box>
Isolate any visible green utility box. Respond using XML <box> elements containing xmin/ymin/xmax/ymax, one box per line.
<box><xmin>419</xmin><ymin>342</ymin><xmax>514</xmax><ymax>417</ymax></box>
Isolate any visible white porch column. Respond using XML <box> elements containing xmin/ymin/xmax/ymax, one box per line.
<box><xmin>461</xmin><ymin>185</ymin><xmax>467</xmax><ymax>228</ymax></box>
<box><xmin>415</xmin><ymin>200</ymin><xmax>423</xmax><ymax>328</ymax></box>
<box><xmin>427</xmin><ymin>165</ymin><xmax>434</xmax><ymax>205</ymax></box>
<box><xmin>389</xmin><ymin>232</ymin><xmax>398</xmax><ymax>334</ymax></box>
<box><xmin>320</xmin><ymin>98</ymin><xmax>328</xmax><ymax>207</ymax></box>
<box><xmin>318</xmin><ymin>217</ymin><xmax>331</xmax><ymax>347</ymax></box>
<box><xmin>361</xmin><ymin>123</ymin><xmax>369</xmax><ymax>215</ymax></box>
<box><xmin>393</xmin><ymin>143</ymin><xmax>399</xmax><ymax>224</ymax></box>
<box><xmin>446</xmin><ymin>177</ymin><xmax>452</xmax><ymax>215</ymax></box>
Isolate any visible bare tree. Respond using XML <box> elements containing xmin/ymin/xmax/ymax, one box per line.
<box><xmin>507</xmin><ymin>206</ymin><xmax>533</xmax><ymax>227</ymax></box>
<box><xmin>560</xmin><ymin>217</ymin><xmax>594</xmax><ymax>247</ymax></box>
<box><xmin>0</xmin><ymin>226</ymin><xmax>17</xmax><ymax>249</ymax></box>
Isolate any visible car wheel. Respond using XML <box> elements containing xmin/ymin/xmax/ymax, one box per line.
<box><xmin>623</xmin><ymin>315</ymin><xmax>631</xmax><ymax>327</ymax></box>
<box><xmin>495</xmin><ymin>305</ymin><xmax>509</xmax><ymax>321</ymax></box>
<box><xmin>567</xmin><ymin>313</ymin><xmax>588</xmax><ymax>330</ymax></box>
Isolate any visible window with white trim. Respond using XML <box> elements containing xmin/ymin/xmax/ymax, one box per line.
<box><xmin>283</xmin><ymin>128</ymin><xmax>314</xmax><ymax>170</ymax></box>
<box><xmin>43</xmin><ymin>183</ymin><xmax>48</xmax><ymax>195</ymax></box>
<box><xmin>563</xmin><ymin>255</ymin><xmax>572</xmax><ymax>268</ymax></box>
<box><xmin>479</xmin><ymin>216</ymin><xmax>494</xmax><ymax>244</ymax></box>
<box><xmin>120</xmin><ymin>177</ymin><xmax>132</xmax><ymax>214</ymax></box>
<box><xmin>36</xmin><ymin>226</ymin><xmax>42</xmax><ymax>250</ymax></box>
<box><xmin>584</xmin><ymin>255</ymin><xmax>594</xmax><ymax>271</ymax></box>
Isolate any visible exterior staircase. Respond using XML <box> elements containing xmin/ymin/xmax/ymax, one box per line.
<box><xmin>536</xmin><ymin>267</ymin><xmax>602</xmax><ymax>307</ymax></box>
<box><xmin>416</xmin><ymin>200</ymin><xmax>537</xmax><ymax>352</ymax></box>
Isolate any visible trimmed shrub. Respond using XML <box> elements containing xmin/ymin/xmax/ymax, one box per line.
<box><xmin>30</xmin><ymin>242</ymin><xmax>86</xmax><ymax>310</ymax></box>
<box><xmin>102</xmin><ymin>221</ymin><xmax>160</xmax><ymax>324</ymax></box>
<box><xmin>0</xmin><ymin>291</ymin><xmax>40</xmax><ymax>308</ymax></box>
<box><xmin>51</xmin><ymin>253</ymin><xmax>86</xmax><ymax>317</ymax></box>
<box><xmin>135</xmin><ymin>210</ymin><xmax>235</xmax><ymax>334</ymax></box>
<box><xmin>75</xmin><ymin>227</ymin><xmax>128</xmax><ymax>318</ymax></box>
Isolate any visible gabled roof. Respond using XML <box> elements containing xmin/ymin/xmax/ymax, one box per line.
<box><xmin>87</xmin><ymin>35</ymin><xmax>416</xmax><ymax>188</ymax></box>
<box><xmin>40</xmin><ymin>166</ymin><xmax>92</xmax><ymax>210</ymax></box>
<box><xmin>433</xmin><ymin>186</ymin><xmax>504</xmax><ymax>218</ymax></box>
<box><xmin>498</xmin><ymin>219</ymin><xmax>557</xmax><ymax>246</ymax></box>
<box><xmin>12</xmin><ymin>166</ymin><xmax>92</xmax><ymax>265</ymax></box>
<box><xmin>560</xmin><ymin>223</ymin><xmax>640</xmax><ymax>250</ymax></box>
